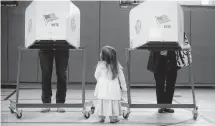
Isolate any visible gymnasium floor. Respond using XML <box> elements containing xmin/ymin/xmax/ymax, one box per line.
<box><xmin>1</xmin><ymin>85</ymin><xmax>215</xmax><ymax>126</ymax></box>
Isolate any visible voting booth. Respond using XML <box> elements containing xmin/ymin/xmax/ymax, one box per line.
<box><xmin>9</xmin><ymin>1</ymin><xmax>95</xmax><ymax>119</ymax></box>
<box><xmin>25</xmin><ymin>0</ymin><xmax>80</xmax><ymax>49</ymax></box>
<box><xmin>129</xmin><ymin>1</ymin><xmax>184</xmax><ymax>49</ymax></box>
<box><xmin>121</xmin><ymin>1</ymin><xmax>198</xmax><ymax>120</ymax></box>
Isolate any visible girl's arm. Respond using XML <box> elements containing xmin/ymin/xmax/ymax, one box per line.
<box><xmin>94</xmin><ymin>62</ymin><xmax>101</xmax><ymax>81</ymax></box>
<box><xmin>118</xmin><ymin>64</ymin><xmax>127</xmax><ymax>91</ymax></box>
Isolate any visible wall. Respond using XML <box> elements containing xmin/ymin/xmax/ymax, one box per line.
<box><xmin>190</xmin><ymin>7</ymin><xmax>215</xmax><ymax>84</ymax></box>
<box><xmin>1</xmin><ymin>7</ymin><xmax>8</xmax><ymax>83</ymax></box>
<box><xmin>6</xmin><ymin>1</ymin><xmax>38</xmax><ymax>83</ymax></box>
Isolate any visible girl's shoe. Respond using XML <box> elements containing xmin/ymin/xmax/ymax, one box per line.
<box><xmin>98</xmin><ymin>116</ymin><xmax>105</xmax><ymax>123</ymax></box>
<box><xmin>99</xmin><ymin>119</ymin><xmax>105</xmax><ymax>123</ymax></box>
<box><xmin>110</xmin><ymin>120</ymin><xmax>119</xmax><ymax>123</ymax></box>
<box><xmin>110</xmin><ymin>117</ymin><xmax>120</xmax><ymax>123</ymax></box>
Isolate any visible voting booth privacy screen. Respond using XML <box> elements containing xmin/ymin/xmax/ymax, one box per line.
<box><xmin>25</xmin><ymin>0</ymin><xmax>80</xmax><ymax>49</ymax></box>
<box><xmin>129</xmin><ymin>1</ymin><xmax>184</xmax><ymax>49</ymax></box>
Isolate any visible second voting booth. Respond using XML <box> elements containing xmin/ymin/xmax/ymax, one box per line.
<box><xmin>121</xmin><ymin>1</ymin><xmax>198</xmax><ymax>120</ymax></box>
<box><xmin>9</xmin><ymin>0</ymin><xmax>95</xmax><ymax>119</ymax></box>
<box><xmin>129</xmin><ymin>1</ymin><xmax>184</xmax><ymax>49</ymax></box>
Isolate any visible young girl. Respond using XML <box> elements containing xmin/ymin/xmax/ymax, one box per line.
<box><xmin>94</xmin><ymin>46</ymin><xmax>127</xmax><ymax>123</ymax></box>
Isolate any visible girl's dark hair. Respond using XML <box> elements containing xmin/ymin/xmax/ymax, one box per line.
<box><xmin>101</xmin><ymin>46</ymin><xmax>118</xmax><ymax>80</ymax></box>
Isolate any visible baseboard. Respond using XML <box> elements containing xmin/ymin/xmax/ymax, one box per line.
<box><xmin>1</xmin><ymin>84</ymin><xmax>16</xmax><ymax>89</ymax></box>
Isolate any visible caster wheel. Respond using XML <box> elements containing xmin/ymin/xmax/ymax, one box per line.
<box><xmin>193</xmin><ymin>113</ymin><xmax>198</xmax><ymax>120</ymax></box>
<box><xmin>123</xmin><ymin>111</ymin><xmax>129</xmax><ymax>119</ymax></box>
<box><xmin>16</xmin><ymin>112</ymin><xmax>22</xmax><ymax>119</ymax></box>
<box><xmin>10</xmin><ymin>109</ymin><xmax>14</xmax><ymax>114</ymax></box>
<box><xmin>91</xmin><ymin>106</ymin><xmax>95</xmax><ymax>114</ymax></box>
<box><xmin>192</xmin><ymin>109</ymin><xmax>198</xmax><ymax>120</ymax></box>
<box><xmin>9</xmin><ymin>107</ymin><xmax>14</xmax><ymax>114</ymax></box>
<box><xmin>84</xmin><ymin>112</ymin><xmax>90</xmax><ymax>119</ymax></box>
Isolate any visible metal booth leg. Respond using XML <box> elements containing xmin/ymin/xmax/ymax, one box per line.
<box><xmin>81</xmin><ymin>48</ymin><xmax>86</xmax><ymax>115</ymax></box>
<box><xmin>188</xmin><ymin>51</ymin><xmax>198</xmax><ymax>120</ymax></box>
<box><xmin>67</xmin><ymin>50</ymin><xmax>71</xmax><ymax>85</ymax></box>
<box><xmin>127</xmin><ymin>49</ymin><xmax>132</xmax><ymax>108</ymax></box>
<box><xmin>122</xmin><ymin>48</ymin><xmax>131</xmax><ymax>119</ymax></box>
<box><xmin>81</xmin><ymin>48</ymin><xmax>90</xmax><ymax>119</ymax></box>
<box><xmin>9</xmin><ymin>47</ymin><xmax>23</xmax><ymax>119</ymax></box>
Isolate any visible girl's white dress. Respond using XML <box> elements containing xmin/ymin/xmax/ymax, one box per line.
<box><xmin>94</xmin><ymin>61</ymin><xmax>127</xmax><ymax>116</ymax></box>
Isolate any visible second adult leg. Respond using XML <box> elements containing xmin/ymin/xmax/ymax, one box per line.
<box><xmin>55</xmin><ymin>50</ymin><xmax>69</xmax><ymax>103</ymax></box>
<box><xmin>39</xmin><ymin>50</ymin><xmax>54</xmax><ymax>103</ymax></box>
<box><xmin>165</xmin><ymin>68</ymin><xmax>178</xmax><ymax>104</ymax></box>
<box><xmin>154</xmin><ymin>72</ymin><xmax>166</xmax><ymax>104</ymax></box>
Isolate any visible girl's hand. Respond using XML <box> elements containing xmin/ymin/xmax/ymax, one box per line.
<box><xmin>121</xmin><ymin>91</ymin><xmax>127</xmax><ymax>100</ymax></box>
<box><xmin>120</xmin><ymin>98</ymin><xmax>124</xmax><ymax>101</ymax></box>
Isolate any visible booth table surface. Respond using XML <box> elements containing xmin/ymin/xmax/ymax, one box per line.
<box><xmin>1</xmin><ymin>87</ymin><xmax>215</xmax><ymax>126</ymax></box>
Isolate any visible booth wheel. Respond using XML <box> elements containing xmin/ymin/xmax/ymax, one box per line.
<box><xmin>123</xmin><ymin>111</ymin><xmax>130</xmax><ymax>119</ymax></box>
<box><xmin>9</xmin><ymin>106</ymin><xmax>14</xmax><ymax>114</ymax></box>
<box><xmin>193</xmin><ymin>107</ymin><xmax>198</xmax><ymax>120</ymax></box>
<box><xmin>16</xmin><ymin>111</ymin><xmax>22</xmax><ymax>119</ymax></box>
<box><xmin>91</xmin><ymin>106</ymin><xmax>95</xmax><ymax>114</ymax></box>
<box><xmin>83</xmin><ymin>111</ymin><xmax>90</xmax><ymax>119</ymax></box>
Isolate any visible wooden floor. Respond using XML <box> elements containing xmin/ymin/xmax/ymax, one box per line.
<box><xmin>1</xmin><ymin>87</ymin><xmax>215</xmax><ymax>126</ymax></box>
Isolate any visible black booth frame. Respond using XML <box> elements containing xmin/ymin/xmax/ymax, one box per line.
<box><xmin>9</xmin><ymin>46</ymin><xmax>94</xmax><ymax>119</ymax></box>
<box><xmin>120</xmin><ymin>45</ymin><xmax>198</xmax><ymax>120</ymax></box>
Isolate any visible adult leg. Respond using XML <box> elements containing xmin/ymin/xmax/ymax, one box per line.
<box><xmin>39</xmin><ymin>50</ymin><xmax>54</xmax><ymax>113</ymax></box>
<box><xmin>154</xmin><ymin>72</ymin><xmax>166</xmax><ymax>104</ymax></box>
<box><xmin>165</xmin><ymin>68</ymin><xmax>178</xmax><ymax>113</ymax></box>
<box><xmin>166</xmin><ymin>68</ymin><xmax>177</xmax><ymax>104</ymax></box>
<box><xmin>39</xmin><ymin>50</ymin><xmax>54</xmax><ymax>103</ymax></box>
<box><xmin>55</xmin><ymin>50</ymin><xmax>69</xmax><ymax>104</ymax></box>
<box><xmin>154</xmin><ymin>71</ymin><xmax>166</xmax><ymax>113</ymax></box>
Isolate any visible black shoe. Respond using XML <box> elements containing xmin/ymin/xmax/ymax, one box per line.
<box><xmin>98</xmin><ymin>116</ymin><xmax>105</xmax><ymax>123</ymax></box>
<box><xmin>165</xmin><ymin>108</ymin><xmax>174</xmax><ymax>113</ymax></box>
<box><xmin>98</xmin><ymin>118</ymin><xmax>105</xmax><ymax>123</ymax></box>
<box><xmin>110</xmin><ymin>117</ymin><xmax>119</xmax><ymax>123</ymax></box>
<box><xmin>110</xmin><ymin>120</ymin><xmax>119</xmax><ymax>123</ymax></box>
<box><xmin>158</xmin><ymin>108</ymin><xmax>166</xmax><ymax>113</ymax></box>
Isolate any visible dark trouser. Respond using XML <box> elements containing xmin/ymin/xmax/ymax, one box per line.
<box><xmin>39</xmin><ymin>49</ymin><xmax>69</xmax><ymax>103</ymax></box>
<box><xmin>154</xmin><ymin>56</ymin><xmax>178</xmax><ymax>104</ymax></box>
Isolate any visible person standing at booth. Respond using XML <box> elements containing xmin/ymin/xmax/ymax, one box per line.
<box><xmin>147</xmin><ymin>33</ymin><xmax>189</xmax><ymax>113</ymax></box>
<box><xmin>39</xmin><ymin>48</ymin><xmax>69</xmax><ymax>113</ymax></box>
<box><xmin>147</xmin><ymin>50</ymin><xmax>178</xmax><ymax>113</ymax></box>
